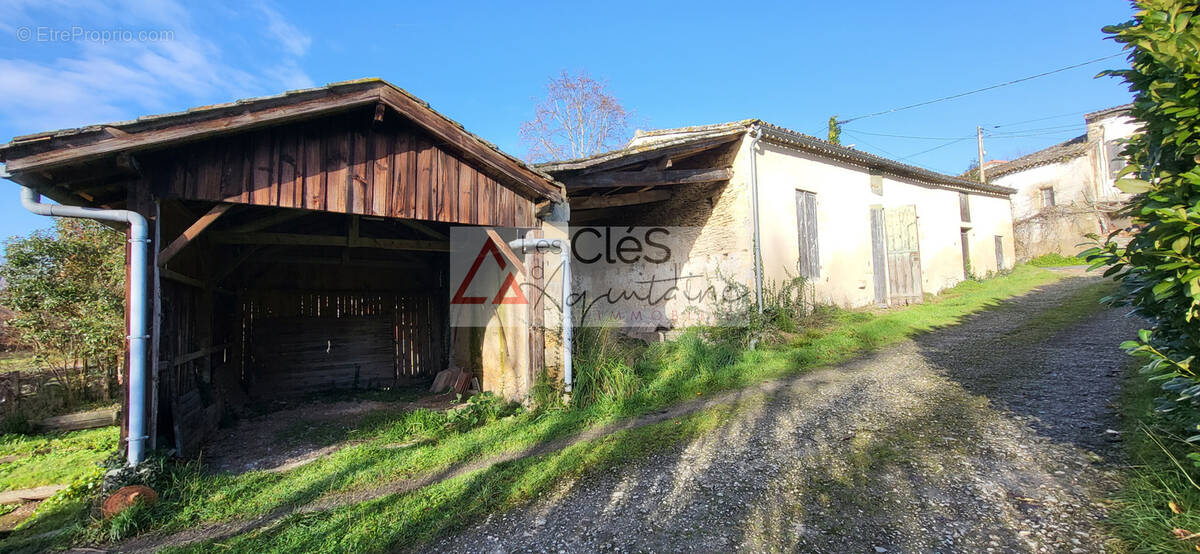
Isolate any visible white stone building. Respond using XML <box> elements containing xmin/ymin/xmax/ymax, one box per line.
<box><xmin>542</xmin><ymin>120</ymin><xmax>1016</xmax><ymax>328</ymax></box>
<box><xmin>986</xmin><ymin>104</ymin><xmax>1140</xmax><ymax>260</ymax></box>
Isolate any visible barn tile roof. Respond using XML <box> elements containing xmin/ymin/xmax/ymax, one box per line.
<box><xmin>541</xmin><ymin>120</ymin><xmax>1015</xmax><ymax>196</ymax></box>
<box><xmin>983</xmin><ymin>134</ymin><xmax>1092</xmax><ymax>181</ymax></box>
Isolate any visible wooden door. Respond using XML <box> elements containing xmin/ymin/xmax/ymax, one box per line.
<box><xmin>870</xmin><ymin>206</ymin><xmax>888</xmax><ymax>305</ymax></box>
<box><xmin>960</xmin><ymin>230</ymin><xmax>971</xmax><ymax>279</ymax></box>
<box><xmin>884</xmin><ymin>205</ymin><xmax>924</xmax><ymax>305</ymax></box>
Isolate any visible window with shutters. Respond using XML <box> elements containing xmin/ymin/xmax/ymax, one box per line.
<box><xmin>959</xmin><ymin>192</ymin><xmax>971</xmax><ymax>222</ymax></box>
<box><xmin>795</xmin><ymin>190</ymin><xmax>820</xmax><ymax>279</ymax></box>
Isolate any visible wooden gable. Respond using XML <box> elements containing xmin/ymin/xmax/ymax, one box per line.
<box><xmin>146</xmin><ymin>108</ymin><xmax>533</xmax><ymax>227</ymax></box>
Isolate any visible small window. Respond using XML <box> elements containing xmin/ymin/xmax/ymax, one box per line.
<box><xmin>959</xmin><ymin>192</ymin><xmax>971</xmax><ymax>222</ymax></box>
<box><xmin>1106</xmin><ymin>140</ymin><xmax>1126</xmax><ymax>179</ymax></box>
<box><xmin>1040</xmin><ymin>187</ymin><xmax>1056</xmax><ymax>208</ymax></box>
<box><xmin>795</xmin><ymin>190</ymin><xmax>819</xmax><ymax>279</ymax></box>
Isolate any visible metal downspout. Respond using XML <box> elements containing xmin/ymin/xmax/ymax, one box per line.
<box><xmin>748</xmin><ymin>126</ymin><xmax>765</xmax><ymax>313</ymax></box>
<box><xmin>19</xmin><ymin>187</ymin><xmax>151</xmax><ymax>466</ymax></box>
<box><xmin>507</xmin><ymin>236</ymin><xmax>573</xmax><ymax>392</ymax></box>
<box><xmin>508</xmin><ymin>199</ymin><xmax>572</xmax><ymax>393</ymax></box>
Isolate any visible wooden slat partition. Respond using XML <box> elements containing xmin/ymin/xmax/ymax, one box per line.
<box><xmin>241</xmin><ymin>289</ymin><xmax>441</xmax><ymax>399</ymax></box>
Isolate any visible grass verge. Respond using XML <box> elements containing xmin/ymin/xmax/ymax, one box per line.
<box><xmin>1110</xmin><ymin>364</ymin><xmax>1200</xmax><ymax>553</ymax></box>
<box><xmin>2</xmin><ymin>264</ymin><xmax>1065</xmax><ymax>552</ymax></box>
<box><xmin>0</xmin><ymin>427</ymin><xmax>117</xmax><ymax>492</ymax></box>
<box><xmin>1028</xmin><ymin>253</ymin><xmax>1088</xmax><ymax>267</ymax></box>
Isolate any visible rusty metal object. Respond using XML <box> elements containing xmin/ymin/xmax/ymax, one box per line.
<box><xmin>101</xmin><ymin>485</ymin><xmax>158</xmax><ymax>519</ymax></box>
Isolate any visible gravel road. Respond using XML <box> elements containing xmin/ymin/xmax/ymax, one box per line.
<box><xmin>428</xmin><ymin>275</ymin><xmax>1141</xmax><ymax>553</ymax></box>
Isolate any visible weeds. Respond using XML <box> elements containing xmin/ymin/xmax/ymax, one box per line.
<box><xmin>1111</xmin><ymin>363</ymin><xmax>1200</xmax><ymax>553</ymax></box>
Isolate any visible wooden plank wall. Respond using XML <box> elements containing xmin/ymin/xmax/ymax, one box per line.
<box><xmin>241</xmin><ymin>290</ymin><xmax>441</xmax><ymax>399</ymax></box>
<box><xmin>154</xmin><ymin>112</ymin><xmax>535</xmax><ymax>227</ymax></box>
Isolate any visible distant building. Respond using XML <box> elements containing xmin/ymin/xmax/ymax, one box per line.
<box><xmin>542</xmin><ymin>120</ymin><xmax>1016</xmax><ymax>324</ymax></box>
<box><xmin>985</xmin><ymin>104</ymin><xmax>1139</xmax><ymax>260</ymax></box>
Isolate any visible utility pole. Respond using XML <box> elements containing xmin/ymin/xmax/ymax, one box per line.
<box><xmin>976</xmin><ymin>126</ymin><xmax>986</xmax><ymax>183</ymax></box>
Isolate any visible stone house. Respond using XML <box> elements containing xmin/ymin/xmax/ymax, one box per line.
<box><xmin>986</xmin><ymin>104</ymin><xmax>1139</xmax><ymax>260</ymax></box>
<box><xmin>541</xmin><ymin>120</ymin><xmax>1016</xmax><ymax>330</ymax></box>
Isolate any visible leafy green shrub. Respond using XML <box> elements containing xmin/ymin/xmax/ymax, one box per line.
<box><xmin>1087</xmin><ymin>2</ymin><xmax>1200</xmax><ymax>442</ymax></box>
<box><xmin>0</xmin><ymin>219</ymin><xmax>125</xmax><ymax>409</ymax></box>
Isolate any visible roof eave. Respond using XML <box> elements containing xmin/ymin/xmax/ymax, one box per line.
<box><xmin>1</xmin><ymin>79</ymin><xmax>565</xmax><ymax>204</ymax></box>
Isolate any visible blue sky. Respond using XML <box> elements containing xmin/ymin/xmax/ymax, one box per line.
<box><xmin>0</xmin><ymin>0</ymin><xmax>1135</xmax><ymax>240</ymax></box>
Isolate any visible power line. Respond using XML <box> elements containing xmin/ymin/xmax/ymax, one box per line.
<box><xmin>844</xmin><ymin>129</ymin><xmax>974</xmax><ymax>141</ymax></box>
<box><xmin>987</xmin><ymin>132</ymin><xmax>1080</xmax><ymax>139</ymax></box>
<box><xmin>989</xmin><ymin>123</ymin><xmax>1082</xmax><ymax>134</ymax></box>
<box><xmin>897</xmin><ymin>137</ymin><xmax>974</xmax><ymax>161</ymax></box>
<box><xmin>836</xmin><ymin>53</ymin><xmax>1124</xmax><ymax>125</ymax></box>
<box><xmin>987</xmin><ymin>110</ymin><xmax>1089</xmax><ymax>129</ymax></box>
<box><xmin>840</xmin><ymin>131</ymin><xmax>902</xmax><ymax>158</ymax></box>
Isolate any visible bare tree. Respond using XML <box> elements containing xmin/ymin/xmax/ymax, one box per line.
<box><xmin>520</xmin><ymin>71</ymin><xmax>633</xmax><ymax>162</ymax></box>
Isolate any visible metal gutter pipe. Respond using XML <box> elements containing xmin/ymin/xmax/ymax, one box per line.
<box><xmin>748</xmin><ymin>126</ymin><xmax>765</xmax><ymax>313</ymax></box>
<box><xmin>19</xmin><ymin>187</ymin><xmax>151</xmax><ymax>466</ymax></box>
<box><xmin>508</xmin><ymin>234</ymin><xmax>573</xmax><ymax>393</ymax></box>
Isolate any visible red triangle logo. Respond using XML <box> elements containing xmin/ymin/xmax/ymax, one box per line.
<box><xmin>452</xmin><ymin>236</ymin><xmax>528</xmax><ymax>305</ymax></box>
<box><xmin>492</xmin><ymin>272</ymin><xmax>528</xmax><ymax>304</ymax></box>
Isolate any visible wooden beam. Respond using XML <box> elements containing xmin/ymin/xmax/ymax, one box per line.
<box><xmin>572</xmin><ymin>189</ymin><xmax>672</xmax><ymax>210</ymax></box>
<box><xmin>486</xmin><ymin>228</ymin><xmax>526</xmax><ymax>277</ymax></box>
<box><xmin>158</xmin><ymin>203</ymin><xmax>233</xmax><ymax>265</ymax></box>
<box><xmin>398</xmin><ymin>219</ymin><xmax>448</xmax><ymax>241</ymax></box>
<box><xmin>256</xmin><ymin>255</ymin><xmax>427</xmax><ymax>270</ymax></box>
<box><xmin>573</xmin><ymin>133</ymin><xmax>743</xmax><ymax>174</ymax></box>
<box><xmin>223</xmin><ymin>208</ymin><xmax>309</xmax><ymax>234</ymax></box>
<box><xmin>209</xmin><ymin>231</ymin><xmax>448</xmax><ymax>252</ymax></box>
<box><xmin>567</xmin><ymin>168</ymin><xmax>732</xmax><ymax>190</ymax></box>
<box><xmin>172</xmin><ymin>343</ymin><xmax>233</xmax><ymax>367</ymax></box>
<box><xmin>161</xmin><ymin>268</ymin><xmax>234</xmax><ymax>295</ymax></box>
<box><xmin>214</xmin><ymin>246</ymin><xmax>261</xmax><ymax>282</ymax></box>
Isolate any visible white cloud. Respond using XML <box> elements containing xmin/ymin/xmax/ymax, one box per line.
<box><xmin>258</xmin><ymin>2</ymin><xmax>311</xmax><ymax>58</ymax></box>
<box><xmin>0</xmin><ymin>0</ymin><xmax>314</xmax><ymax>135</ymax></box>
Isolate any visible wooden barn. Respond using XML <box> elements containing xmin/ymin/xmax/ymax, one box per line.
<box><xmin>0</xmin><ymin>79</ymin><xmax>566</xmax><ymax>458</ymax></box>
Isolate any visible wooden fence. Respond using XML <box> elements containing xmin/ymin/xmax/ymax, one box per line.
<box><xmin>0</xmin><ymin>363</ymin><xmax>118</xmax><ymax>421</ymax></box>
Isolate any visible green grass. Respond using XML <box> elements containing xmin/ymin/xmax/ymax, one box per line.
<box><xmin>165</xmin><ymin>402</ymin><xmax>748</xmax><ymax>553</ymax></box>
<box><xmin>1029</xmin><ymin>252</ymin><xmax>1089</xmax><ymax>267</ymax></box>
<box><xmin>0</xmin><ymin>427</ymin><xmax>118</xmax><ymax>492</ymax></box>
<box><xmin>2</xmin><ymin>264</ymin><xmax>1066</xmax><ymax>552</ymax></box>
<box><xmin>1109</xmin><ymin>364</ymin><xmax>1200</xmax><ymax>553</ymax></box>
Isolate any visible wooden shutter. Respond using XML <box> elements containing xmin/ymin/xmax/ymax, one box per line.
<box><xmin>870</xmin><ymin>206</ymin><xmax>888</xmax><ymax>305</ymax></box>
<box><xmin>795</xmin><ymin>190</ymin><xmax>820</xmax><ymax>279</ymax></box>
<box><xmin>994</xmin><ymin>236</ymin><xmax>1005</xmax><ymax>270</ymax></box>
